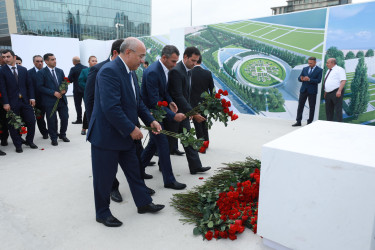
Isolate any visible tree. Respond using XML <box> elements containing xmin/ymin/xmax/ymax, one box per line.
<box><xmin>348</xmin><ymin>57</ymin><xmax>370</xmax><ymax>119</ymax></box>
<box><xmin>365</xmin><ymin>49</ymin><xmax>374</xmax><ymax>57</ymax></box>
<box><xmin>345</xmin><ymin>51</ymin><xmax>355</xmax><ymax>60</ymax></box>
<box><xmin>356</xmin><ymin>51</ymin><xmax>364</xmax><ymax>58</ymax></box>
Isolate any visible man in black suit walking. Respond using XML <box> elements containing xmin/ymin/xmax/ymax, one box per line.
<box><xmin>28</xmin><ymin>55</ymin><xmax>48</xmax><ymax>139</ymax></box>
<box><xmin>168</xmin><ymin>47</ymin><xmax>211</xmax><ymax>175</ymax></box>
<box><xmin>37</xmin><ymin>53</ymin><xmax>70</xmax><ymax>146</ymax></box>
<box><xmin>68</xmin><ymin>56</ymin><xmax>87</xmax><ymax>124</ymax></box>
<box><xmin>190</xmin><ymin>56</ymin><xmax>214</xmax><ymax>143</ymax></box>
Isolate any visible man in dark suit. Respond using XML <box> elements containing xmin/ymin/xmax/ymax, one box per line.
<box><xmin>68</xmin><ymin>56</ymin><xmax>87</xmax><ymax>124</ymax></box>
<box><xmin>191</xmin><ymin>56</ymin><xmax>214</xmax><ymax>143</ymax></box>
<box><xmin>168</xmin><ymin>47</ymin><xmax>211</xmax><ymax>175</ymax></box>
<box><xmin>87</xmin><ymin>37</ymin><xmax>165</xmax><ymax>227</ymax></box>
<box><xmin>85</xmin><ymin>39</ymin><xmax>124</xmax><ymax>203</ymax></box>
<box><xmin>141</xmin><ymin>45</ymin><xmax>187</xmax><ymax>190</ymax></box>
<box><xmin>0</xmin><ymin>49</ymin><xmax>9</xmax><ymax>149</ymax></box>
<box><xmin>0</xmin><ymin>49</ymin><xmax>37</xmax><ymax>153</ymax></box>
<box><xmin>292</xmin><ymin>57</ymin><xmax>323</xmax><ymax>126</ymax></box>
<box><xmin>37</xmin><ymin>53</ymin><xmax>70</xmax><ymax>146</ymax></box>
<box><xmin>28</xmin><ymin>55</ymin><xmax>48</xmax><ymax>139</ymax></box>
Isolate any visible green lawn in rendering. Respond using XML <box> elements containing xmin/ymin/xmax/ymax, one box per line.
<box><xmin>275</xmin><ymin>32</ymin><xmax>324</xmax><ymax>51</ymax></box>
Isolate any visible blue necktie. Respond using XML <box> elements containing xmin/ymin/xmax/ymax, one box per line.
<box><xmin>52</xmin><ymin>69</ymin><xmax>59</xmax><ymax>89</ymax></box>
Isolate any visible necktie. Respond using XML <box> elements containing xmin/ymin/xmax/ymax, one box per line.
<box><xmin>52</xmin><ymin>69</ymin><xmax>59</xmax><ymax>89</ymax></box>
<box><xmin>323</xmin><ymin>69</ymin><xmax>332</xmax><ymax>91</ymax></box>
<box><xmin>129</xmin><ymin>71</ymin><xmax>136</xmax><ymax>101</ymax></box>
<box><xmin>12</xmin><ymin>66</ymin><xmax>18</xmax><ymax>82</ymax></box>
<box><xmin>308</xmin><ymin>67</ymin><xmax>313</xmax><ymax>75</ymax></box>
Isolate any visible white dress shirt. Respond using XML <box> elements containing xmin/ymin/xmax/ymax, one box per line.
<box><xmin>118</xmin><ymin>56</ymin><xmax>136</xmax><ymax>100</ymax></box>
<box><xmin>159</xmin><ymin>59</ymin><xmax>169</xmax><ymax>82</ymax></box>
<box><xmin>47</xmin><ymin>66</ymin><xmax>59</xmax><ymax>84</ymax></box>
<box><xmin>324</xmin><ymin>65</ymin><xmax>346</xmax><ymax>92</ymax></box>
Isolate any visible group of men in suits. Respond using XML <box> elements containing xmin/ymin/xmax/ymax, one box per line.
<box><xmin>0</xmin><ymin>49</ymin><xmax>70</xmax><ymax>154</ymax></box>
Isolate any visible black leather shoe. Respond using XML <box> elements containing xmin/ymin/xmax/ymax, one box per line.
<box><xmin>147</xmin><ymin>187</ymin><xmax>155</xmax><ymax>195</ymax></box>
<box><xmin>72</xmin><ymin>120</ymin><xmax>83</xmax><ymax>124</ymax></box>
<box><xmin>137</xmin><ymin>203</ymin><xmax>165</xmax><ymax>214</ymax></box>
<box><xmin>147</xmin><ymin>161</ymin><xmax>156</xmax><ymax>166</ymax></box>
<box><xmin>51</xmin><ymin>140</ymin><xmax>58</xmax><ymax>146</ymax></box>
<box><xmin>43</xmin><ymin>134</ymin><xmax>49</xmax><ymax>139</ymax></box>
<box><xmin>110</xmin><ymin>190</ymin><xmax>123</xmax><ymax>203</ymax></box>
<box><xmin>292</xmin><ymin>122</ymin><xmax>301</xmax><ymax>127</ymax></box>
<box><xmin>170</xmin><ymin>149</ymin><xmax>185</xmax><ymax>156</ymax></box>
<box><xmin>25</xmin><ymin>142</ymin><xmax>38</xmax><ymax>149</ymax></box>
<box><xmin>21</xmin><ymin>138</ymin><xmax>26</xmax><ymax>144</ymax></box>
<box><xmin>96</xmin><ymin>215</ymin><xmax>122</xmax><ymax>227</ymax></box>
<box><xmin>154</xmin><ymin>152</ymin><xmax>158</xmax><ymax>157</ymax></box>
<box><xmin>16</xmin><ymin>147</ymin><xmax>23</xmax><ymax>153</ymax></box>
<box><xmin>1</xmin><ymin>140</ymin><xmax>8</xmax><ymax>146</ymax></box>
<box><xmin>190</xmin><ymin>166</ymin><xmax>211</xmax><ymax>175</ymax></box>
<box><xmin>307</xmin><ymin>121</ymin><xmax>312</xmax><ymax>125</ymax></box>
<box><xmin>81</xmin><ymin>130</ymin><xmax>86</xmax><ymax>135</ymax></box>
<box><xmin>0</xmin><ymin>150</ymin><xmax>6</xmax><ymax>156</ymax></box>
<box><xmin>60</xmin><ymin>136</ymin><xmax>70</xmax><ymax>142</ymax></box>
<box><xmin>142</xmin><ymin>172</ymin><xmax>153</xmax><ymax>179</ymax></box>
<box><xmin>164</xmin><ymin>181</ymin><xmax>187</xmax><ymax>190</ymax></box>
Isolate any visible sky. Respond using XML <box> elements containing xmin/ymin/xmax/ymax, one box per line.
<box><xmin>151</xmin><ymin>0</ymin><xmax>371</xmax><ymax>36</ymax></box>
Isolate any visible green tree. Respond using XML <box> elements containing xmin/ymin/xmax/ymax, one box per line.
<box><xmin>345</xmin><ymin>51</ymin><xmax>355</xmax><ymax>60</ymax></box>
<box><xmin>365</xmin><ymin>49</ymin><xmax>374</xmax><ymax>57</ymax></box>
<box><xmin>348</xmin><ymin>57</ymin><xmax>370</xmax><ymax>118</ymax></box>
<box><xmin>356</xmin><ymin>51</ymin><xmax>364</xmax><ymax>58</ymax></box>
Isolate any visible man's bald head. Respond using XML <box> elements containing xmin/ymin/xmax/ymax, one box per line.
<box><xmin>326</xmin><ymin>58</ymin><xmax>337</xmax><ymax>69</ymax></box>
<box><xmin>72</xmin><ymin>56</ymin><xmax>80</xmax><ymax>65</ymax></box>
<box><xmin>119</xmin><ymin>37</ymin><xmax>146</xmax><ymax>71</ymax></box>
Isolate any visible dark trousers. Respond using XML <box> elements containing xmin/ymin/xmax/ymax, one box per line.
<box><xmin>91</xmin><ymin>144</ymin><xmax>152</xmax><ymax>219</ymax></box>
<box><xmin>73</xmin><ymin>91</ymin><xmax>84</xmax><ymax>121</ymax></box>
<box><xmin>82</xmin><ymin>112</ymin><xmax>88</xmax><ymax>130</ymax></box>
<box><xmin>35</xmin><ymin>104</ymin><xmax>48</xmax><ymax>136</ymax></box>
<box><xmin>0</xmin><ymin>106</ymin><xmax>9</xmax><ymax>142</ymax></box>
<box><xmin>141</xmin><ymin>124</ymin><xmax>176</xmax><ymax>185</ymax></box>
<box><xmin>296</xmin><ymin>91</ymin><xmax>317</xmax><ymax>123</ymax></box>
<box><xmin>179</xmin><ymin>119</ymin><xmax>203</xmax><ymax>172</ymax></box>
<box><xmin>193</xmin><ymin>116</ymin><xmax>209</xmax><ymax>141</ymax></box>
<box><xmin>45</xmin><ymin>102</ymin><xmax>69</xmax><ymax>140</ymax></box>
<box><xmin>163</xmin><ymin>119</ymin><xmax>179</xmax><ymax>152</ymax></box>
<box><xmin>8</xmin><ymin>100</ymin><xmax>36</xmax><ymax>148</ymax></box>
<box><xmin>325</xmin><ymin>89</ymin><xmax>343</xmax><ymax>122</ymax></box>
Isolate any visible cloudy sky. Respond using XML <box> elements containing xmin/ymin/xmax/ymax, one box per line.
<box><xmin>151</xmin><ymin>0</ymin><xmax>371</xmax><ymax>36</ymax></box>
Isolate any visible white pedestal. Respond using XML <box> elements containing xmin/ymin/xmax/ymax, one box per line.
<box><xmin>258</xmin><ymin>121</ymin><xmax>375</xmax><ymax>250</ymax></box>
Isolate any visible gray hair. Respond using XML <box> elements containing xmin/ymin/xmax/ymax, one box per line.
<box><xmin>120</xmin><ymin>37</ymin><xmax>141</xmax><ymax>53</ymax></box>
<box><xmin>161</xmin><ymin>45</ymin><xmax>179</xmax><ymax>58</ymax></box>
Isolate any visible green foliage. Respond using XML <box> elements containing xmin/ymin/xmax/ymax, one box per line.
<box><xmin>6</xmin><ymin>110</ymin><xmax>24</xmax><ymax>130</ymax></box>
<box><xmin>356</xmin><ymin>51</ymin><xmax>364</xmax><ymax>58</ymax></box>
<box><xmin>365</xmin><ymin>49</ymin><xmax>374</xmax><ymax>57</ymax></box>
<box><xmin>345</xmin><ymin>51</ymin><xmax>355</xmax><ymax>60</ymax></box>
<box><xmin>150</xmin><ymin>105</ymin><xmax>167</xmax><ymax>122</ymax></box>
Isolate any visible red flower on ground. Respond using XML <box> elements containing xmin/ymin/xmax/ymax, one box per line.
<box><xmin>221</xmin><ymin>99</ymin><xmax>226</xmax><ymax>105</ymax></box>
<box><xmin>203</xmin><ymin>141</ymin><xmax>209</xmax><ymax>148</ymax></box>
<box><xmin>199</xmin><ymin>177</ymin><xmax>204</xmax><ymax>180</ymax></box>
<box><xmin>226</xmin><ymin>101</ymin><xmax>231</xmax><ymax>107</ymax></box>
<box><xmin>231</xmin><ymin>114</ymin><xmax>238</xmax><ymax>121</ymax></box>
<box><xmin>205</xmin><ymin>230</ymin><xmax>213</xmax><ymax>241</ymax></box>
<box><xmin>218</xmin><ymin>89</ymin><xmax>224</xmax><ymax>94</ymax></box>
<box><xmin>228</xmin><ymin>111</ymin><xmax>233</xmax><ymax>116</ymax></box>
<box><xmin>223</xmin><ymin>90</ymin><xmax>228</xmax><ymax>96</ymax></box>
<box><xmin>162</xmin><ymin>101</ymin><xmax>168</xmax><ymax>107</ymax></box>
<box><xmin>199</xmin><ymin>146</ymin><xmax>206</xmax><ymax>153</ymax></box>
<box><xmin>215</xmin><ymin>93</ymin><xmax>221</xmax><ymax>99</ymax></box>
<box><xmin>223</xmin><ymin>108</ymin><xmax>229</xmax><ymax>113</ymax></box>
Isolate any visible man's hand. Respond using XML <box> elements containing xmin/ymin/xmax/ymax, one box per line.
<box><xmin>130</xmin><ymin>126</ymin><xmax>143</xmax><ymax>140</ymax></box>
<box><xmin>30</xmin><ymin>100</ymin><xmax>35</xmax><ymax>107</ymax></box>
<box><xmin>300</xmin><ymin>76</ymin><xmax>305</xmax><ymax>81</ymax></box>
<box><xmin>150</xmin><ymin>121</ymin><xmax>162</xmax><ymax>135</ymax></box>
<box><xmin>174</xmin><ymin>113</ymin><xmax>186</xmax><ymax>122</ymax></box>
<box><xmin>3</xmin><ymin>104</ymin><xmax>10</xmax><ymax>111</ymax></box>
<box><xmin>336</xmin><ymin>90</ymin><xmax>342</xmax><ymax>98</ymax></box>
<box><xmin>54</xmin><ymin>92</ymin><xmax>62</xmax><ymax>99</ymax></box>
<box><xmin>193</xmin><ymin>114</ymin><xmax>206</xmax><ymax>123</ymax></box>
<box><xmin>169</xmin><ymin>102</ymin><xmax>178</xmax><ymax>113</ymax></box>
<box><xmin>304</xmin><ymin>76</ymin><xmax>310</xmax><ymax>81</ymax></box>
<box><xmin>61</xmin><ymin>90</ymin><xmax>66</xmax><ymax>95</ymax></box>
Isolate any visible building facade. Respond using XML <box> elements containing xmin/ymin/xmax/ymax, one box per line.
<box><xmin>0</xmin><ymin>0</ymin><xmax>151</xmax><ymax>46</ymax></box>
<box><xmin>271</xmin><ymin>0</ymin><xmax>352</xmax><ymax>15</ymax></box>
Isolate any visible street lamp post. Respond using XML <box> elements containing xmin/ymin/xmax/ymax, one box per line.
<box><xmin>115</xmin><ymin>23</ymin><xmax>124</xmax><ymax>39</ymax></box>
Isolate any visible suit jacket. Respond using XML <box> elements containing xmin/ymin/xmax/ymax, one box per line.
<box><xmin>141</xmin><ymin>60</ymin><xmax>175</xmax><ymax>121</ymax></box>
<box><xmin>0</xmin><ymin>65</ymin><xmax>34</xmax><ymax>107</ymax></box>
<box><xmin>68</xmin><ymin>63</ymin><xmax>87</xmax><ymax>94</ymax></box>
<box><xmin>36</xmin><ymin>66</ymin><xmax>67</xmax><ymax>107</ymax></box>
<box><xmin>190</xmin><ymin>65</ymin><xmax>214</xmax><ymax>107</ymax></box>
<box><xmin>168</xmin><ymin>61</ymin><xmax>193</xmax><ymax>113</ymax></box>
<box><xmin>298</xmin><ymin>65</ymin><xmax>323</xmax><ymax>95</ymax></box>
<box><xmin>28</xmin><ymin>67</ymin><xmax>42</xmax><ymax>105</ymax></box>
<box><xmin>85</xmin><ymin>58</ymin><xmax>110</xmax><ymax>122</ymax></box>
<box><xmin>87</xmin><ymin>56</ymin><xmax>155</xmax><ymax>151</ymax></box>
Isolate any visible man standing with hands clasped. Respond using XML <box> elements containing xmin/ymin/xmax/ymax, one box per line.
<box><xmin>87</xmin><ymin>37</ymin><xmax>165</xmax><ymax>227</ymax></box>
<box><xmin>292</xmin><ymin>57</ymin><xmax>323</xmax><ymax>126</ymax></box>
<box><xmin>324</xmin><ymin>58</ymin><xmax>346</xmax><ymax>122</ymax></box>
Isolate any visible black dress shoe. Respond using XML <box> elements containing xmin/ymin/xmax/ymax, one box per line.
<box><xmin>147</xmin><ymin>161</ymin><xmax>156</xmax><ymax>166</ymax></box>
<box><xmin>16</xmin><ymin>147</ymin><xmax>23</xmax><ymax>153</ymax></box>
<box><xmin>1</xmin><ymin>140</ymin><xmax>8</xmax><ymax>146</ymax></box>
<box><xmin>170</xmin><ymin>149</ymin><xmax>185</xmax><ymax>156</ymax></box>
<box><xmin>137</xmin><ymin>203</ymin><xmax>165</xmax><ymax>214</ymax></box>
<box><xmin>0</xmin><ymin>150</ymin><xmax>6</xmax><ymax>156</ymax></box>
<box><xmin>51</xmin><ymin>140</ymin><xmax>58</xmax><ymax>146</ymax></box>
<box><xmin>21</xmin><ymin>138</ymin><xmax>26</xmax><ymax>144</ymax></box>
<box><xmin>307</xmin><ymin>121</ymin><xmax>312</xmax><ymax>125</ymax></box>
<box><xmin>25</xmin><ymin>142</ymin><xmax>38</xmax><ymax>149</ymax></box>
<box><xmin>96</xmin><ymin>215</ymin><xmax>122</xmax><ymax>227</ymax></box>
<box><xmin>81</xmin><ymin>130</ymin><xmax>86</xmax><ymax>135</ymax></box>
<box><xmin>60</xmin><ymin>136</ymin><xmax>70</xmax><ymax>142</ymax></box>
<box><xmin>154</xmin><ymin>152</ymin><xmax>158</xmax><ymax>157</ymax></box>
<box><xmin>142</xmin><ymin>172</ymin><xmax>153</xmax><ymax>179</ymax></box>
<box><xmin>164</xmin><ymin>181</ymin><xmax>187</xmax><ymax>190</ymax></box>
<box><xmin>72</xmin><ymin>120</ymin><xmax>83</xmax><ymax>124</ymax></box>
<box><xmin>190</xmin><ymin>166</ymin><xmax>211</xmax><ymax>175</ymax></box>
<box><xmin>110</xmin><ymin>190</ymin><xmax>123</xmax><ymax>203</ymax></box>
<box><xmin>43</xmin><ymin>134</ymin><xmax>49</xmax><ymax>139</ymax></box>
<box><xmin>292</xmin><ymin>122</ymin><xmax>301</xmax><ymax>127</ymax></box>
<box><xmin>147</xmin><ymin>187</ymin><xmax>155</xmax><ymax>195</ymax></box>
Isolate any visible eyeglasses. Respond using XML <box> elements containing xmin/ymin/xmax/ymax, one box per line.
<box><xmin>130</xmin><ymin>49</ymin><xmax>146</xmax><ymax>60</ymax></box>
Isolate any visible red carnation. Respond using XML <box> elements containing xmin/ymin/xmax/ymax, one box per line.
<box><xmin>218</xmin><ymin>89</ymin><xmax>224</xmax><ymax>94</ymax></box>
<box><xmin>203</xmin><ymin>141</ymin><xmax>209</xmax><ymax>148</ymax></box>
<box><xmin>199</xmin><ymin>146</ymin><xmax>206</xmax><ymax>153</ymax></box>
<box><xmin>228</xmin><ymin>233</ymin><xmax>237</xmax><ymax>241</ymax></box>
<box><xmin>221</xmin><ymin>99</ymin><xmax>226</xmax><ymax>104</ymax></box>
<box><xmin>223</xmin><ymin>108</ymin><xmax>229</xmax><ymax>113</ymax></box>
<box><xmin>19</xmin><ymin>126</ymin><xmax>27</xmax><ymax>135</ymax></box>
<box><xmin>205</xmin><ymin>230</ymin><xmax>213</xmax><ymax>241</ymax></box>
<box><xmin>64</xmin><ymin>77</ymin><xmax>70</xmax><ymax>83</ymax></box>
<box><xmin>231</xmin><ymin>114</ymin><xmax>238</xmax><ymax>121</ymax></box>
<box><xmin>223</xmin><ymin>90</ymin><xmax>228</xmax><ymax>96</ymax></box>
<box><xmin>220</xmin><ymin>231</ymin><xmax>228</xmax><ymax>239</ymax></box>
<box><xmin>227</xmin><ymin>101</ymin><xmax>231</xmax><ymax>107</ymax></box>
<box><xmin>228</xmin><ymin>111</ymin><xmax>233</xmax><ymax>116</ymax></box>
<box><xmin>0</xmin><ymin>92</ymin><xmax>2</xmax><ymax>98</ymax></box>
<box><xmin>214</xmin><ymin>230</ymin><xmax>220</xmax><ymax>239</ymax></box>
<box><xmin>157</xmin><ymin>101</ymin><xmax>163</xmax><ymax>107</ymax></box>
<box><xmin>215</xmin><ymin>93</ymin><xmax>221</xmax><ymax>99</ymax></box>
<box><xmin>162</xmin><ymin>101</ymin><xmax>168</xmax><ymax>107</ymax></box>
